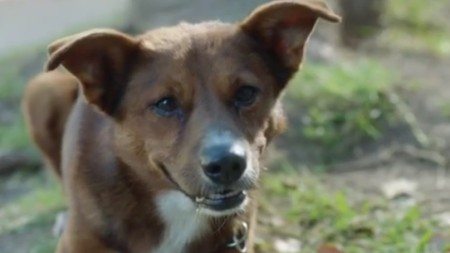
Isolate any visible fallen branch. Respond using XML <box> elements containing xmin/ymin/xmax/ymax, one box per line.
<box><xmin>330</xmin><ymin>145</ymin><xmax>447</xmax><ymax>172</ymax></box>
<box><xmin>387</xmin><ymin>91</ymin><xmax>431</xmax><ymax>148</ymax></box>
<box><xmin>0</xmin><ymin>150</ymin><xmax>41</xmax><ymax>175</ymax></box>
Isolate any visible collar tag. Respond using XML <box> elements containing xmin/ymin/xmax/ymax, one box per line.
<box><xmin>226</xmin><ymin>221</ymin><xmax>248</xmax><ymax>253</ymax></box>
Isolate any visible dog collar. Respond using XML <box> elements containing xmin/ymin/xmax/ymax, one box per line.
<box><xmin>227</xmin><ymin>221</ymin><xmax>248</xmax><ymax>253</ymax></box>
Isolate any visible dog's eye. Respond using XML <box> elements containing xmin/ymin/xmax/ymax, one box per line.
<box><xmin>152</xmin><ymin>96</ymin><xmax>179</xmax><ymax>117</ymax></box>
<box><xmin>234</xmin><ymin>85</ymin><xmax>260</xmax><ymax>108</ymax></box>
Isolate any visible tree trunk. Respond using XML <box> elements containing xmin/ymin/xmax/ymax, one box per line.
<box><xmin>340</xmin><ymin>0</ymin><xmax>386</xmax><ymax>47</ymax></box>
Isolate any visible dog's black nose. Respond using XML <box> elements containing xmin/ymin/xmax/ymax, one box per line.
<box><xmin>201</xmin><ymin>144</ymin><xmax>247</xmax><ymax>185</ymax></box>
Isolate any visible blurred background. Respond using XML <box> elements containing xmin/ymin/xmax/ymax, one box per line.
<box><xmin>0</xmin><ymin>0</ymin><xmax>450</xmax><ymax>252</ymax></box>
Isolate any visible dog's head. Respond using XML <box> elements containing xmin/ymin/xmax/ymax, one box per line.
<box><xmin>46</xmin><ymin>0</ymin><xmax>339</xmax><ymax>216</ymax></box>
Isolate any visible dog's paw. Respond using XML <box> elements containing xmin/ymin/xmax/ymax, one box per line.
<box><xmin>52</xmin><ymin>211</ymin><xmax>67</xmax><ymax>237</ymax></box>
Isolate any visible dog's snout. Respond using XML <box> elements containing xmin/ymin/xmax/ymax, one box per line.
<box><xmin>202</xmin><ymin>144</ymin><xmax>247</xmax><ymax>185</ymax></box>
<box><xmin>200</xmin><ymin>128</ymin><xmax>248</xmax><ymax>185</ymax></box>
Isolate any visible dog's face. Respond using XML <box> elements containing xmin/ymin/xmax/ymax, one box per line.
<box><xmin>46</xmin><ymin>0</ymin><xmax>339</xmax><ymax>216</ymax></box>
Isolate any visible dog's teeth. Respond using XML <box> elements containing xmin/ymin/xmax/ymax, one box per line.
<box><xmin>209</xmin><ymin>194</ymin><xmax>223</xmax><ymax>199</ymax></box>
<box><xmin>224</xmin><ymin>190</ymin><xmax>239</xmax><ymax>197</ymax></box>
<box><xmin>195</xmin><ymin>196</ymin><xmax>205</xmax><ymax>203</ymax></box>
<box><xmin>206</xmin><ymin>190</ymin><xmax>242</xmax><ymax>200</ymax></box>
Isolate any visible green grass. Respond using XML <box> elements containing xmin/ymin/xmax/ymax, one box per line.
<box><xmin>0</xmin><ymin>173</ymin><xmax>64</xmax><ymax>235</ymax></box>
<box><xmin>0</xmin><ymin>117</ymin><xmax>30</xmax><ymax>150</ymax></box>
<box><xmin>0</xmin><ymin>49</ymin><xmax>38</xmax><ymax>99</ymax></box>
<box><xmin>30</xmin><ymin>237</ymin><xmax>59</xmax><ymax>253</ymax></box>
<box><xmin>0</xmin><ymin>186</ymin><xmax>63</xmax><ymax>235</ymax></box>
<box><xmin>0</xmin><ymin>171</ymin><xmax>63</xmax><ymax>252</ymax></box>
<box><xmin>0</xmin><ymin>62</ymin><xmax>25</xmax><ymax>101</ymax></box>
<box><xmin>1</xmin><ymin>170</ymin><xmax>446</xmax><ymax>253</ymax></box>
<box><xmin>286</xmin><ymin>60</ymin><xmax>396</xmax><ymax>156</ymax></box>
<box><xmin>0</xmin><ymin>52</ymin><xmax>32</xmax><ymax>151</ymax></box>
<box><xmin>260</xmin><ymin>171</ymin><xmax>448</xmax><ymax>253</ymax></box>
<box><xmin>441</xmin><ymin>103</ymin><xmax>450</xmax><ymax>119</ymax></box>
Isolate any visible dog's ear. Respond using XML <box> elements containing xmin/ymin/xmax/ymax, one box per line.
<box><xmin>46</xmin><ymin>29</ymin><xmax>139</xmax><ymax>115</ymax></box>
<box><xmin>265</xmin><ymin>102</ymin><xmax>287</xmax><ymax>143</ymax></box>
<box><xmin>241</xmin><ymin>0</ymin><xmax>340</xmax><ymax>84</ymax></box>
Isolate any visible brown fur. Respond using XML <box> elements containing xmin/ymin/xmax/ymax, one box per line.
<box><xmin>22</xmin><ymin>70</ymin><xmax>78</xmax><ymax>177</ymax></box>
<box><xmin>22</xmin><ymin>1</ymin><xmax>339</xmax><ymax>252</ymax></box>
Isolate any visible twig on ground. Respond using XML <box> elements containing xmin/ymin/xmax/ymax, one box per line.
<box><xmin>387</xmin><ymin>91</ymin><xmax>431</xmax><ymax>148</ymax></box>
<box><xmin>330</xmin><ymin>145</ymin><xmax>447</xmax><ymax>172</ymax></box>
<box><xmin>0</xmin><ymin>150</ymin><xmax>40</xmax><ymax>175</ymax></box>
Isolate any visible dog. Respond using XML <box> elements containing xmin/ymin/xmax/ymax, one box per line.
<box><xmin>22</xmin><ymin>1</ymin><xmax>340</xmax><ymax>252</ymax></box>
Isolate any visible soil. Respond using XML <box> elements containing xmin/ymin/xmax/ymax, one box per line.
<box><xmin>325</xmin><ymin>47</ymin><xmax>450</xmax><ymax>213</ymax></box>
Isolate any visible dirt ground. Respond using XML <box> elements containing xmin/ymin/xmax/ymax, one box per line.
<box><xmin>321</xmin><ymin>49</ymin><xmax>450</xmax><ymax>215</ymax></box>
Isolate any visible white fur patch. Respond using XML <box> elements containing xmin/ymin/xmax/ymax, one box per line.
<box><xmin>154</xmin><ymin>191</ymin><xmax>209</xmax><ymax>253</ymax></box>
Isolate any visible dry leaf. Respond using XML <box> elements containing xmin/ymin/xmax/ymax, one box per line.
<box><xmin>270</xmin><ymin>215</ymin><xmax>286</xmax><ymax>227</ymax></box>
<box><xmin>274</xmin><ymin>238</ymin><xmax>302</xmax><ymax>253</ymax></box>
<box><xmin>434</xmin><ymin>212</ymin><xmax>450</xmax><ymax>227</ymax></box>
<box><xmin>317</xmin><ymin>244</ymin><xmax>343</xmax><ymax>253</ymax></box>
<box><xmin>381</xmin><ymin>178</ymin><xmax>417</xmax><ymax>200</ymax></box>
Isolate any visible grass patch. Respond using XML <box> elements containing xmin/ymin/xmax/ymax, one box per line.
<box><xmin>441</xmin><ymin>103</ymin><xmax>450</xmax><ymax>119</ymax></box>
<box><xmin>0</xmin><ymin>171</ymin><xmax>63</xmax><ymax>253</ymax></box>
<box><xmin>0</xmin><ymin>50</ymin><xmax>33</xmax><ymax>151</ymax></box>
<box><xmin>0</xmin><ymin>51</ymin><xmax>32</xmax><ymax>100</ymax></box>
<box><xmin>0</xmin><ymin>176</ymin><xmax>64</xmax><ymax>236</ymax></box>
<box><xmin>0</xmin><ymin>117</ymin><xmax>29</xmax><ymax>150</ymax></box>
<box><xmin>29</xmin><ymin>235</ymin><xmax>59</xmax><ymax>253</ymax></box>
<box><xmin>286</xmin><ymin>60</ymin><xmax>396</xmax><ymax>157</ymax></box>
<box><xmin>0</xmin><ymin>63</ymin><xmax>25</xmax><ymax>101</ymax></box>
<box><xmin>260</xmin><ymin>171</ymin><xmax>448</xmax><ymax>253</ymax></box>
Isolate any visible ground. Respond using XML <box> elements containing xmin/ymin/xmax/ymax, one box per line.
<box><xmin>0</xmin><ymin>1</ymin><xmax>450</xmax><ymax>252</ymax></box>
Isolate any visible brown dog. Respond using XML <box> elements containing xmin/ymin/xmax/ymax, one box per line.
<box><xmin>23</xmin><ymin>1</ymin><xmax>340</xmax><ymax>252</ymax></box>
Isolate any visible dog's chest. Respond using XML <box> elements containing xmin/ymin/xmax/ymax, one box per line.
<box><xmin>153</xmin><ymin>191</ymin><xmax>209</xmax><ymax>253</ymax></box>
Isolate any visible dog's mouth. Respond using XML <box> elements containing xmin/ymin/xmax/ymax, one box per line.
<box><xmin>195</xmin><ymin>189</ymin><xmax>247</xmax><ymax>212</ymax></box>
<box><xmin>158</xmin><ymin>162</ymin><xmax>249</xmax><ymax>215</ymax></box>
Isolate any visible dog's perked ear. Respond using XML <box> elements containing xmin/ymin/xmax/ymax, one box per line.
<box><xmin>45</xmin><ymin>29</ymin><xmax>140</xmax><ymax>116</ymax></box>
<box><xmin>241</xmin><ymin>0</ymin><xmax>340</xmax><ymax>86</ymax></box>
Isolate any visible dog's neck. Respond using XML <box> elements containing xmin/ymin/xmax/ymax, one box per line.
<box><xmin>113</xmin><ymin>158</ymin><xmax>249</xmax><ymax>253</ymax></box>
<box><xmin>153</xmin><ymin>190</ymin><xmax>209</xmax><ymax>253</ymax></box>
<box><xmin>153</xmin><ymin>190</ymin><xmax>248</xmax><ymax>253</ymax></box>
